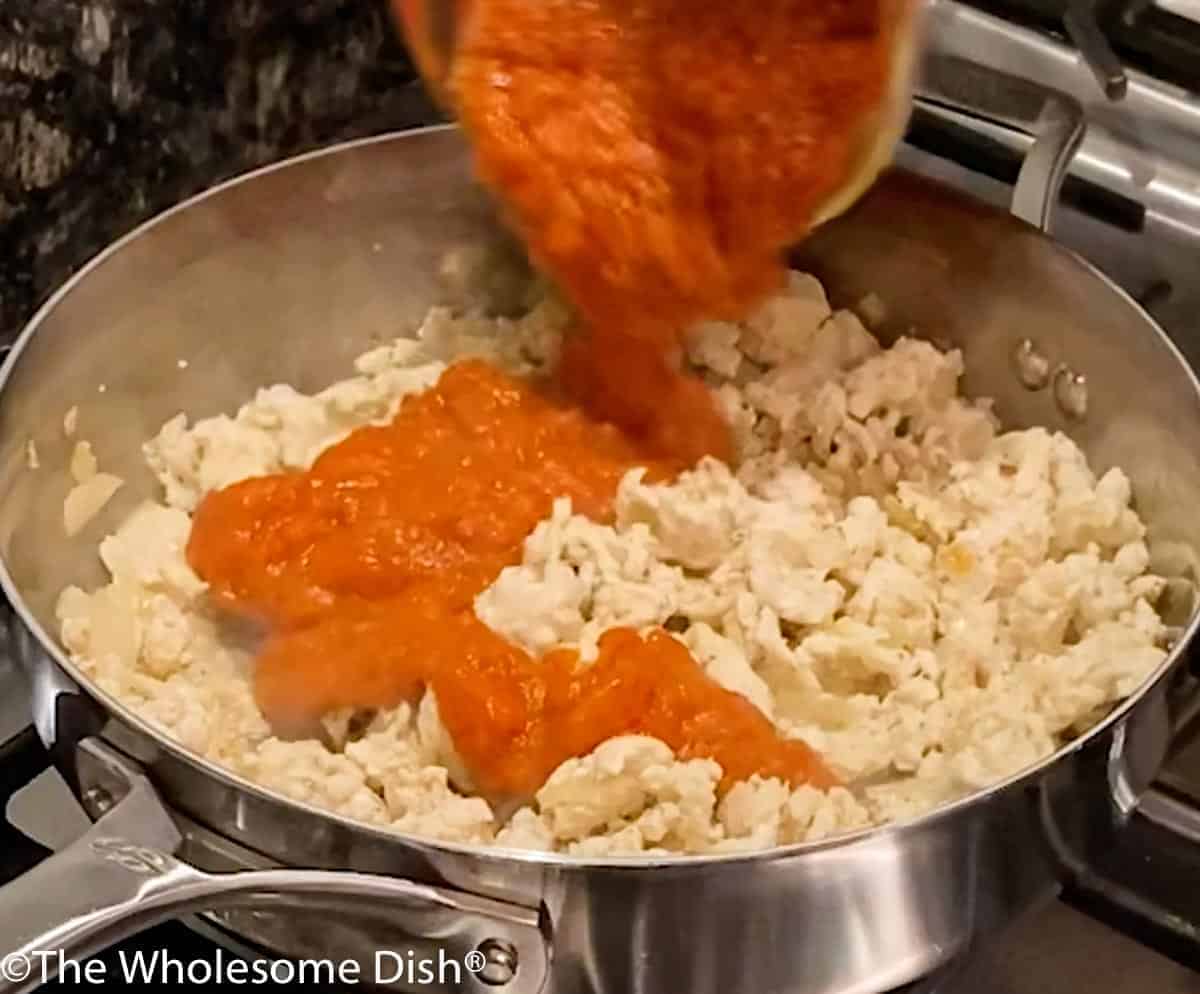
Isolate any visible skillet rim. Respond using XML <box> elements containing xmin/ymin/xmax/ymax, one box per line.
<box><xmin>0</xmin><ymin>123</ymin><xmax>1196</xmax><ymax>873</ymax></box>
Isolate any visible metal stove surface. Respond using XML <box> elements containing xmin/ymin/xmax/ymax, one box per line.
<box><xmin>5</xmin><ymin>2</ymin><xmax>1200</xmax><ymax>991</ymax></box>
<box><xmin>971</xmin><ymin>0</ymin><xmax>1200</xmax><ymax>95</ymax></box>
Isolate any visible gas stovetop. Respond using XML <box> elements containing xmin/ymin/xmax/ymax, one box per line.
<box><xmin>971</xmin><ymin>0</ymin><xmax>1200</xmax><ymax>94</ymax></box>
<box><xmin>4</xmin><ymin>2</ymin><xmax>1200</xmax><ymax>992</ymax></box>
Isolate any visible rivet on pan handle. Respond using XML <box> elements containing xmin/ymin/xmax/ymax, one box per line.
<box><xmin>0</xmin><ymin>738</ymin><xmax>551</xmax><ymax>994</ymax></box>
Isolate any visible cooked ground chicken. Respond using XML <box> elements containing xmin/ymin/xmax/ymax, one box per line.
<box><xmin>55</xmin><ymin>271</ymin><xmax>1168</xmax><ymax>856</ymax></box>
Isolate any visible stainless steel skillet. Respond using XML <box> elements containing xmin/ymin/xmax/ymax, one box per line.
<box><xmin>0</xmin><ymin>95</ymin><xmax>1197</xmax><ymax>994</ymax></box>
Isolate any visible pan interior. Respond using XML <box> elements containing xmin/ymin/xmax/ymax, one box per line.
<box><xmin>0</xmin><ymin>128</ymin><xmax>1197</xmax><ymax>858</ymax></box>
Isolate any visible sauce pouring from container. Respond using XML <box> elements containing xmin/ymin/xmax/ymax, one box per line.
<box><xmin>390</xmin><ymin>0</ymin><xmax>922</xmax><ymax>237</ymax></box>
<box><xmin>386</xmin><ymin>0</ymin><xmax>924</xmax><ymax>462</ymax></box>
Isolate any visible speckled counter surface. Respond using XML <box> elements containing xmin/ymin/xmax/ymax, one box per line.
<box><xmin>0</xmin><ymin>0</ymin><xmax>443</xmax><ymax>339</ymax></box>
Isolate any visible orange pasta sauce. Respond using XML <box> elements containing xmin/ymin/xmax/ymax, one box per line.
<box><xmin>187</xmin><ymin>361</ymin><xmax>835</xmax><ymax>801</ymax></box>
<box><xmin>447</xmin><ymin>0</ymin><xmax>901</xmax><ymax>454</ymax></box>
<box><xmin>187</xmin><ymin>0</ymin><xmax>908</xmax><ymax>803</ymax></box>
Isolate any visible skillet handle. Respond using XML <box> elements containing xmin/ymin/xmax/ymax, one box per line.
<box><xmin>0</xmin><ymin>739</ymin><xmax>548</xmax><ymax>994</ymax></box>
<box><xmin>1008</xmin><ymin>96</ymin><xmax>1086</xmax><ymax>234</ymax></box>
<box><xmin>1036</xmin><ymin>657</ymin><xmax>1200</xmax><ymax>954</ymax></box>
<box><xmin>913</xmin><ymin>52</ymin><xmax>1087</xmax><ymax>234</ymax></box>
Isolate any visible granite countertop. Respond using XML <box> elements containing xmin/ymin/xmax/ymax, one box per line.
<box><xmin>0</xmin><ymin>0</ymin><xmax>444</xmax><ymax>339</ymax></box>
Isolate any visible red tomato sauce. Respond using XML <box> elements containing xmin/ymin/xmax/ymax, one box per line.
<box><xmin>187</xmin><ymin>360</ymin><xmax>836</xmax><ymax>801</ymax></box>
<box><xmin>448</xmin><ymin>0</ymin><xmax>898</xmax><ymax>453</ymax></box>
<box><xmin>184</xmin><ymin>0</ymin><xmax>910</xmax><ymax>803</ymax></box>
